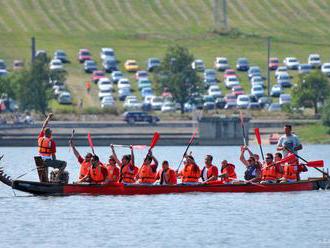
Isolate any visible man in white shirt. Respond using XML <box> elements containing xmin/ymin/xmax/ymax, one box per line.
<box><xmin>277</xmin><ymin>124</ymin><xmax>302</xmax><ymax>157</ymax></box>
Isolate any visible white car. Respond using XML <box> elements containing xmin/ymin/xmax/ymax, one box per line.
<box><xmin>135</xmin><ymin>70</ymin><xmax>149</xmax><ymax>81</ymax></box>
<box><xmin>251</xmin><ymin>85</ymin><xmax>264</xmax><ymax>98</ymax></box>
<box><xmin>101</xmin><ymin>96</ymin><xmax>116</xmax><ymax>109</ymax></box>
<box><xmin>98</xmin><ymin>89</ymin><xmax>112</xmax><ymax>100</ymax></box>
<box><xmin>279</xmin><ymin>94</ymin><xmax>291</xmax><ymax>106</ymax></box>
<box><xmin>321</xmin><ymin>63</ymin><xmax>330</xmax><ymax>77</ymax></box>
<box><xmin>117</xmin><ymin>78</ymin><xmax>131</xmax><ymax>90</ymax></box>
<box><xmin>144</xmin><ymin>95</ymin><xmax>154</xmax><ymax>105</ymax></box>
<box><xmin>111</xmin><ymin>71</ymin><xmax>123</xmax><ymax>83</ymax></box>
<box><xmin>57</xmin><ymin>91</ymin><xmax>72</xmax><ymax>104</ymax></box>
<box><xmin>161</xmin><ymin>101</ymin><xmax>176</xmax><ymax>112</ymax></box>
<box><xmin>224</xmin><ymin>75</ymin><xmax>240</xmax><ymax>88</ymax></box>
<box><xmin>191</xmin><ymin>59</ymin><xmax>205</xmax><ymax>71</ymax></box>
<box><xmin>100</xmin><ymin>48</ymin><xmax>115</xmax><ymax>61</ymax></box>
<box><xmin>308</xmin><ymin>54</ymin><xmax>321</xmax><ymax>68</ymax></box>
<box><xmin>270</xmin><ymin>84</ymin><xmax>283</xmax><ymax>97</ymax></box>
<box><xmin>208</xmin><ymin>85</ymin><xmax>222</xmax><ymax>98</ymax></box>
<box><xmin>250</xmin><ymin>76</ymin><xmax>264</xmax><ymax>87</ymax></box>
<box><xmin>150</xmin><ymin>96</ymin><xmax>164</xmax><ymax>110</ymax></box>
<box><xmin>275</xmin><ymin>66</ymin><xmax>288</xmax><ymax>78</ymax></box>
<box><xmin>118</xmin><ymin>87</ymin><xmax>131</xmax><ymax>101</ymax></box>
<box><xmin>49</xmin><ymin>59</ymin><xmax>64</xmax><ymax>71</ymax></box>
<box><xmin>214</xmin><ymin>57</ymin><xmax>229</xmax><ymax>71</ymax></box>
<box><xmin>124</xmin><ymin>99</ymin><xmax>143</xmax><ymax>110</ymax></box>
<box><xmin>283</xmin><ymin>57</ymin><xmax>299</xmax><ymax>70</ymax></box>
<box><xmin>98</xmin><ymin>78</ymin><xmax>113</xmax><ymax>91</ymax></box>
<box><xmin>236</xmin><ymin>95</ymin><xmax>250</xmax><ymax>109</ymax></box>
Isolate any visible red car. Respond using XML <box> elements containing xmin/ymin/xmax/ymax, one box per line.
<box><xmin>232</xmin><ymin>85</ymin><xmax>245</xmax><ymax>96</ymax></box>
<box><xmin>224</xmin><ymin>93</ymin><xmax>237</xmax><ymax>103</ymax></box>
<box><xmin>269</xmin><ymin>57</ymin><xmax>279</xmax><ymax>70</ymax></box>
<box><xmin>223</xmin><ymin>69</ymin><xmax>237</xmax><ymax>80</ymax></box>
<box><xmin>91</xmin><ymin>70</ymin><xmax>106</xmax><ymax>83</ymax></box>
<box><xmin>78</xmin><ymin>49</ymin><xmax>92</xmax><ymax>63</ymax></box>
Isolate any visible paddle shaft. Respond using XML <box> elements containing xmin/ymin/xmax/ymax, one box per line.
<box><xmin>176</xmin><ymin>142</ymin><xmax>192</xmax><ymax>171</ymax></box>
<box><xmin>239</xmin><ymin>111</ymin><xmax>247</xmax><ymax>146</ymax></box>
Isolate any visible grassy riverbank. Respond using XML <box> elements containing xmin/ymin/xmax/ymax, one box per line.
<box><xmin>295</xmin><ymin>123</ymin><xmax>330</xmax><ymax>144</ymax></box>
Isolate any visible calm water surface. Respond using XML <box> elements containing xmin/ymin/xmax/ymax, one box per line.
<box><xmin>0</xmin><ymin>145</ymin><xmax>329</xmax><ymax>248</ymax></box>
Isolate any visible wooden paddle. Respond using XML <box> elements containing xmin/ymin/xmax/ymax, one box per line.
<box><xmin>176</xmin><ymin>128</ymin><xmax>198</xmax><ymax>171</ymax></box>
<box><xmin>87</xmin><ymin>132</ymin><xmax>95</xmax><ymax>155</ymax></box>
<box><xmin>239</xmin><ymin>111</ymin><xmax>247</xmax><ymax>146</ymax></box>
<box><xmin>254</xmin><ymin>128</ymin><xmax>264</xmax><ymax>161</ymax></box>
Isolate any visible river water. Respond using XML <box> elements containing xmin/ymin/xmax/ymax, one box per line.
<box><xmin>0</xmin><ymin>145</ymin><xmax>329</xmax><ymax>248</ymax></box>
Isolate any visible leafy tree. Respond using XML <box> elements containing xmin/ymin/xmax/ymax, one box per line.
<box><xmin>292</xmin><ymin>71</ymin><xmax>330</xmax><ymax>115</ymax></box>
<box><xmin>155</xmin><ymin>45</ymin><xmax>201</xmax><ymax>113</ymax></box>
<box><xmin>322</xmin><ymin>99</ymin><xmax>330</xmax><ymax>127</ymax></box>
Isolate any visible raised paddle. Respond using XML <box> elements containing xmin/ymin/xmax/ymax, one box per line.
<box><xmin>146</xmin><ymin>132</ymin><xmax>160</xmax><ymax>155</ymax></box>
<box><xmin>68</xmin><ymin>129</ymin><xmax>75</xmax><ymax>152</ymax></box>
<box><xmin>239</xmin><ymin>111</ymin><xmax>247</xmax><ymax>146</ymax></box>
<box><xmin>176</xmin><ymin>128</ymin><xmax>198</xmax><ymax>171</ymax></box>
<box><xmin>254</xmin><ymin>128</ymin><xmax>265</xmax><ymax>161</ymax></box>
<box><xmin>87</xmin><ymin>132</ymin><xmax>95</xmax><ymax>155</ymax></box>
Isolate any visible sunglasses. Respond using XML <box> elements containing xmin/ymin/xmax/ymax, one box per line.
<box><xmin>266</xmin><ymin>157</ymin><xmax>272</xmax><ymax>160</ymax></box>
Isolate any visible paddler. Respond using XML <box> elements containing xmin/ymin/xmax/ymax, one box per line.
<box><xmin>155</xmin><ymin>160</ymin><xmax>177</xmax><ymax>185</ymax></box>
<box><xmin>79</xmin><ymin>155</ymin><xmax>107</xmax><ymax>184</ymax></box>
<box><xmin>69</xmin><ymin>139</ymin><xmax>92</xmax><ymax>181</ymax></box>
<box><xmin>201</xmin><ymin>155</ymin><xmax>219</xmax><ymax>183</ymax></box>
<box><xmin>240</xmin><ymin>146</ymin><xmax>261</xmax><ymax>182</ymax></box>
<box><xmin>260</xmin><ymin>153</ymin><xmax>283</xmax><ymax>184</ymax></box>
<box><xmin>111</xmin><ymin>144</ymin><xmax>138</xmax><ymax>184</ymax></box>
<box><xmin>219</xmin><ymin>160</ymin><xmax>237</xmax><ymax>183</ymax></box>
<box><xmin>277</xmin><ymin>124</ymin><xmax>302</xmax><ymax>157</ymax></box>
<box><xmin>104</xmin><ymin>154</ymin><xmax>120</xmax><ymax>183</ymax></box>
<box><xmin>136</xmin><ymin>151</ymin><xmax>158</xmax><ymax>184</ymax></box>
<box><xmin>37</xmin><ymin>113</ymin><xmax>66</xmax><ymax>171</ymax></box>
<box><xmin>177</xmin><ymin>155</ymin><xmax>201</xmax><ymax>184</ymax></box>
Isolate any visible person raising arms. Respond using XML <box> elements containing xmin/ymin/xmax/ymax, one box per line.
<box><xmin>240</xmin><ymin>146</ymin><xmax>261</xmax><ymax>183</ymax></box>
<box><xmin>136</xmin><ymin>151</ymin><xmax>158</xmax><ymax>184</ymax></box>
<box><xmin>69</xmin><ymin>139</ymin><xmax>92</xmax><ymax>181</ymax></box>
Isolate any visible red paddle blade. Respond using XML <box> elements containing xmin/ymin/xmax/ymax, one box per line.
<box><xmin>150</xmin><ymin>132</ymin><xmax>160</xmax><ymax>149</ymax></box>
<box><xmin>277</xmin><ymin>153</ymin><xmax>297</xmax><ymax>165</ymax></box>
<box><xmin>254</xmin><ymin>128</ymin><xmax>261</xmax><ymax>145</ymax></box>
<box><xmin>189</xmin><ymin>128</ymin><xmax>198</xmax><ymax>144</ymax></box>
<box><xmin>307</xmin><ymin>160</ymin><xmax>324</xmax><ymax>167</ymax></box>
<box><xmin>87</xmin><ymin>133</ymin><xmax>94</xmax><ymax>148</ymax></box>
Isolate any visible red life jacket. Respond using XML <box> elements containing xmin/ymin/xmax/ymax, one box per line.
<box><xmin>79</xmin><ymin>160</ymin><xmax>91</xmax><ymax>179</ymax></box>
<box><xmin>89</xmin><ymin>164</ymin><xmax>107</xmax><ymax>184</ymax></box>
<box><xmin>181</xmin><ymin>163</ymin><xmax>200</xmax><ymax>183</ymax></box>
<box><xmin>121</xmin><ymin>163</ymin><xmax>138</xmax><ymax>183</ymax></box>
<box><xmin>282</xmin><ymin>165</ymin><xmax>298</xmax><ymax>180</ymax></box>
<box><xmin>261</xmin><ymin>163</ymin><xmax>278</xmax><ymax>181</ymax></box>
<box><xmin>138</xmin><ymin>164</ymin><xmax>157</xmax><ymax>184</ymax></box>
<box><xmin>221</xmin><ymin>163</ymin><xmax>237</xmax><ymax>183</ymax></box>
<box><xmin>38</xmin><ymin>137</ymin><xmax>53</xmax><ymax>157</ymax></box>
<box><xmin>159</xmin><ymin>168</ymin><xmax>177</xmax><ymax>185</ymax></box>
<box><xmin>201</xmin><ymin>165</ymin><xmax>218</xmax><ymax>181</ymax></box>
<box><xmin>106</xmin><ymin>164</ymin><xmax>120</xmax><ymax>182</ymax></box>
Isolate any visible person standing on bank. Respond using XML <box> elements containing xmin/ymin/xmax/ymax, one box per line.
<box><xmin>277</xmin><ymin>124</ymin><xmax>302</xmax><ymax>157</ymax></box>
<box><xmin>37</xmin><ymin>113</ymin><xmax>66</xmax><ymax>170</ymax></box>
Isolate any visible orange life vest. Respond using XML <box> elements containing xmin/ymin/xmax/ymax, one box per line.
<box><xmin>221</xmin><ymin>164</ymin><xmax>237</xmax><ymax>183</ymax></box>
<box><xmin>121</xmin><ymin>164</ymin><xmax>138</xmax><ymax>183</ymax></box>
<box><xmin>38</xmin><ymin>137</ymin><xmax>53</xmax><ymax>157</ymax></box>
<box><xmin>89</xmin><ymin>165</ymin><xmax>106</xmax><ymax>183</ymax></box>
<box><xmin>159</xmin><ymin>168</ymin><xmax>177</xmax><ymax>185</ymax></box>
<box><xmin>282</xmin><ymin>165</ymin><xmax>298</xmax><ymax>180</ymax></box>
<box><xmin>261</xmin><ymin>164</ymin><xmax>278</xmax><ymax>181</ymax></box>
<box><xmin>201</xmin><ymin>165</ymin><xmax>219</xmax><ymax>181</ymax></box>
<box><xmin>138</xmin><ymin>164</ymin><xmax>156</xmax><ymax>184</ymax></box>
<box><xmin>182</xmin><ymin>164</ymin><xmax>200</xmax><ymax>183</ymax></box>
<box><xmin>106</xmin><ymin>165</ymin><xmax>120</xmax><ymax>182</ymax></box>
<box><xmin>79</xmin><ymin>160</ymin><xmax>91</xmax><ymax>179</ymax></box>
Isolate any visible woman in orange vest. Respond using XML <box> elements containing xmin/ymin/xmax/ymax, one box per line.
<box><xmin>105</xmin><ymin>155</ymin><xmax>120</xmax><ymax>183</ymax></box>
<box><xmin>219</xmin><ymin>160</ymin><xmax>237</xmax><ymax>183</ymax></box>
<box><xmin>201</xmin><ymin>155</ymin><xmax>219</xmax><ymax>183</ymax></box>
<box><xmin>260</xmin><ymin>153</ymin><xmax>283</xmax><ymax>184</ymax></box>
<box><xmin>178</xmin><ymin>155</ymin><xmax>200</xmax><ymax>184</ymax></box>
<box><xmin>155</xmin><ymin>160</ymin><xmax>177</xmax><ymax>185</ymax></box>
<box><xmin>69</xmin><ymin>139</ymin><xmax>92</xmax><ymax>181</ymax></box>
<box><xmin>136</xmin><ymin>151</ymin><xmax>158</xmax><ymax>184</ymax></box>
<box><xmin>111</xmin><ymin>144</ymin><xmax>138</xmax><ymax>184</ymax></box>
<box><xmin>79</xmin><ymin>155</ymin><xmax>107</xmax><ymax>184</ymax></box>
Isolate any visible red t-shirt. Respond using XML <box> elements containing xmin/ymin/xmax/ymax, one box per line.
<box><xmin>38</xmin><ymin>130</ymin><xmax>56</xmax><ymax>154</ymax></box>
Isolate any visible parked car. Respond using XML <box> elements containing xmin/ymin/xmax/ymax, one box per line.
<box><xmin>279</xmin><ymin>94</ymin><xmax>291</xmax><ymax>106</ymax></box>
<box><xmin>283</xmin><ymin>57</ymin><xmax>299</xmax><ymax>70</ymax></box>
<box><xmin>203</xmin><ymin>69</ymin><xmax>217</xmax><ymax>87</ymax></box>
<box><xmin>215</xmin><ymin>97</ymin><xmax>226</xmax><ymax>109</ymax></box>
<box><xmin>147</xmin><ymin>58</ymin><xmax>160</xmax><ymax>72</ymax></box>
<box><xmin>118</xmin><ymin>78</ymin><xmax>131</xmax><ymax>90</ymax></box>
<box><xmin>0</xmin><ymin>69</ymin><xmax>8</xmax><ymax>77</ymax></box>
<box><xmin>232</xmin><ymin>85</ymin><xmax>245</xmax><ymax>96</ymax></box>
<box><xmin>298</xmin><ymin>64</ymin><xmax>312</xmax><ymax>74</ymax></box>
<box><xmin>277</xmin><ymin>73</ymin><xmax>292</xmax><ymax>88</ymax></box>
<box><xmin>78</xmin><ymin>49</ymin><xmax>91</xmax><ymax>63</ymax></box>
<box><xmin>236</xmin><ymin>58</ymin><xmax>249</xmax><ymax>71</ymax></box>
<box><xmin>237</xmin><ymin>95</ymin><xmax>250</xmax><ymax>109</ymax></box>
<box><xmin>57</xmin><ymin>91</ymin><xmax>72</xmax><ymax>104</ymax></box>
<box><xmin>124</xmin><ymin>99</ymin><xmax>143</xmax><ymax>110</ymax></box>
<box><xmin>161</xmin><ymin>101</ymin><xmax>176</xmax><ymax>112</ymax></box>
<box><xmin>101</xmin><ymin>96</ymin><xmax>116</xmax><ymax>109</ymax></box>
<box><xmin>203</xmin><ymin>95</ymin><xmax>215</xmax><ymax>110</ymax></box>
<box><xmin>269</xmin><ymin>57</ymin><xmax>279</xmax><ymax>70</ymax></box>
<box><xmin>224</xmin><ymin>102</ymin><xmax>237</xmax><ymax>109</ymax></box>
<box><xmin>275</xmin><ymin>66</ymin><xmax>288</xmax><ymax>78</ymax></box>
<box><xmin>251</xmin><ymin>85</ymin><xmax>264</xmax><ymax>98</ymax></box>
<box><xmin>141</xmin><ymin>87</ymin><xmax>153</xmax><ymax>98</ymax></box>
<box><xmin>208</xmin><ymin>85</ymin><xmax>222</xmax><ymax>98</ymax></box>
<box><xmin>118</xmin><ymin>87</ymin><xmax>131</xmax><ymax>101</ymax></box>
<box><xmin>214</xmin><ymin>57</ymin><xmax>229</xmax><ymax>71</ymax></box>
<box><xmin>224</xmin><ymin>93</ymin><xmax>237</xmax><ymax>103</ymax></box>
<box><xmin>192</xmin><ymin>59</ymin><xmax>205</xmax><ymax>71</ymax></box>
<box><xmin>49</xmin><ymin>59</ymin><xmax>64</xmax><ymax>71</ymax></box>
<box><xmin>248</xmin><ymin>66</ymin><xmax>261</xmax><ymax>79</ymax></box>
<box><xmin>12</xmin><ymin>60</ymin><xmax>24</xmax><ymax>70</ymax></box>
<box><xmin>250</xmin><ymin>76</ymin><xmax>264</xmax><ymax>87</ymax></box>
<box><xmin>35</xmin><ymin>50</ymin><xmax>47</xmax><ymax>60</ymax></box>
<box><xmin>100</xmin><ymin>48</ymin><xmax>115</xmax><ymax>61</ymax></box>
<box><xmin>135</xmin><ymin>70</ymin><xmax>149</xmax><ymax>81</ymax></box>
<box><xmin>138</xmin><ymin>79</ymin><xmax>152</xmax><ymax>90</ymax></box>
<box><xmin>102</xmin><ymin>59</ymin><xmax>118</xmax><ymax>73</ymax></box>
<box><xmin>248</xmin><ymin>102</ymin><xmax>261</xmax><ymax>109</ymax></box>
<box><xmin>122</xmin><ymin>111</ymin><xmax>160</xmax><ymax>124</ymax></box>
<box><xmin>98</xmin><ymin>89</ymin><xmax>112</xmax><ymax>100</ymax></box>
<box><xmin>98</xmin><ymin>78</ymin><xmax>113</xmax><ymax>92</ymax></box>
<box><xmin>54</xmin><ymin>50</ymin><xmax>69</xmax><ymax>63</ymax></box>
<box><xmin>150</xmin><ymin>96</ymin><xmax>164</xmax><ymax>110</ymax></box>
<box><xmin>0</xmin><ymin>59</ymin><xmax>6</xmax><ymax>70</ymax></box>
<box><xmin>270</xmin><ymin>84</ymin><xmax>282</xmax><ymax>97</ymax></box>
<box><xmin>268</xmin><ymin>103</ymin><xmax>282</xmax><ymax>112</ymax></box>
<box><xmin>111</xmin><ymin>71</ymin><xmax>123</xmax><ymax>83</ymax></box>
<box><xmin>84</xmin><ymin>60</ymin><xmax>97</xmax><ymax>73</ymax></box>
<box><xmin>321</xmin><ymin>63</ymin><xmax>330</xmax><ymax>77</ymax></box>
<box><xmin>308</xmin><ymin>54</ymin><xmax>321</xmax><ymax>68</ymax></box>
<box><xmin>52</xmin><ymin>81</ymin><xmax>65</xmax><ymax>91</ymax></box>
<box><xmin>223</xmin><ymin>69</ymin><xmax>237</xmax><ymax>80</ymax></box>
<box><xmin>249</xmin><ymin>94</ymin><xmax>258</xmax><ymax>103</ymax></box>
<box><xmin>258</xmin><ymin>96</ymin><xmax>273</xmax><ymax>109</ymax></box>
<box><xmin>91</xmin><ymin>70</ymin><xmax>106</xmax><ymax>83</ymax></box>
<box><xmin>124</xmin><ymin>60</ymin><xmax>139</xmax><ymax>72</ymax></box>
<box><xmin>225</xmin><ymin>75</ymin><xmax>240</xmax><ymax>89</ymax></box>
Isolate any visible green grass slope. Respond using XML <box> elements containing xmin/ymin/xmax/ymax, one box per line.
<box><xmin>0</xmin><ymin>0</ymin><xmax>330</xmax><ymax>111</ymax></box>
